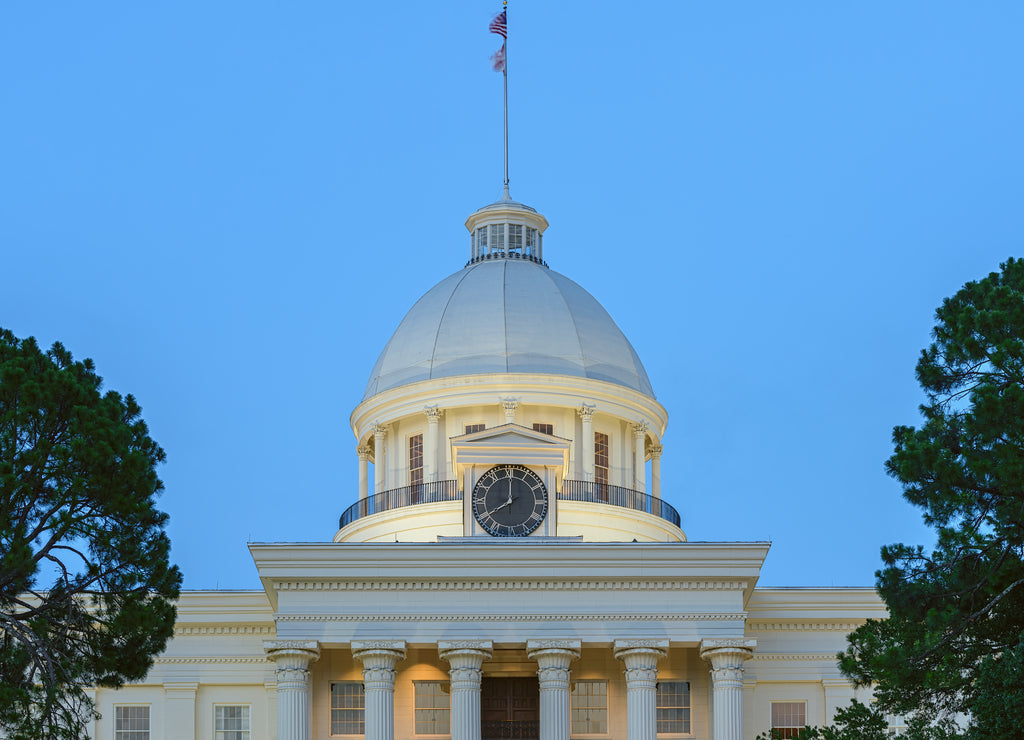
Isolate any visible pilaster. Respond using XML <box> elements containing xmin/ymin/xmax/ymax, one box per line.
<box><xmin>353</xmin><ymin>640</ymin><xmax>406</xmax><ymax>740</ymax></box>
<box><xmin>265</xmin><ymin>640</ymin><xmax>320</xmax><ymax>740</ymax></box>
<box><xmin>439</xmin><ymin>640</ymin><xmax>493</xmax><ymax>740</ymax></box>
<box><xmin>527</xmin><ymin>640</ymin><xmax>581</xmax><ymax>740</ymax></box>
<box><xmin>502</xmin><ymin>398</ymin><xmax>519</xmax><ymax>424</ymax></box>
<box><xmin>614</xmin><ymin>639</ymin><xmax>668</xmax><ymax>740</ymax></box>
<box><xmin>424</xmin><ymin>407</ymin><xmax>443</xmax><ymax>482</ymax></box>
<box><xmin>163</xmin><ymin>682</ymin><xmax>197</xmax><ymax>739</ymax></box>
<box><xmin>649</xmin><ymin>444</ymin><xmax>663</xmax><ymax>499</ymax></box>
<box><xmin>632</xmin><ymin>423</ymin><xmax>648</xmax><ymax>493</ymax></box>
<box><xmin>700</xmin><ymin>639</ymin><xmax>755</xmax><ymax>740</ymax></box>
<box><xmin>821</xmin><ymin>678</ymin><xmax>856</xmax><ymax>725</ymax></box>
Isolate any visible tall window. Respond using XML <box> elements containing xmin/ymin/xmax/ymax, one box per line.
<box><xmin>532</xmin><ymin>423</ymin><xmax>553</xmax><ymax>436</ymax></box>
<box><xmin>489</xmin><ymin>223</ymin><xmax>505</xmax><ymax>255</ymax></box>
<box><xmin>886</xmin><ymin>714</ymin><xmax>908</xmax><ymax>736</ymax></box>
<box><xmin>414</xmin><ymin>681</ymin><xmax>451</xmax><ymax>735</ymax></box>
<box><xmin>215</xmin><ymin>706</ymin><xmax>250</xmax><ymax>740</ymax></box>
<box><xmin>525</xmin><ymin>227</ymin><xmax>538</xmax><ymax>257</ymax></box>
<box><xmin>331</xmin><ymin>682</ymin><xmax>365</xmax><ymax>736</ymax></box>
<box><xmin>570</xmin><ymin>680</ymin><xmax>607</xmax><ymax>734</ymax></box>
<box><xmin>770</xmin><ymin>702</ymin><xmax>807</xmax><ymax>739</ymax></box>
<box><xmin>476</xmin><ymin>227</ymin><xmax>487</xmax><ymax>259</ymax></box>
<box><xmin>656</xmin><ymin>681</ymin><xmax>690</xmax><ymax>734</ymax></box>
<box><xmin>595</xmin><ymin>432</ymin><xmax>609</xmax><ymax>499</ymax></box>
<box><xmin>508</xmin><ymin>224</ymin><xmax>523</xmax><ymax>255</ymax></box>
<box><xmin>465</xmin><ymin>423</ymin><xmax>486</xmax><ymax>434</ymax></box>
<box><xmin>409</xmin><ymin>434</ymin><xmax>423</xmax><ymax>487</ymax></box>
<box><xmin>115</xmin><ymin>706</ymin><xmax>150</xmax><ymax>740</ymax></box>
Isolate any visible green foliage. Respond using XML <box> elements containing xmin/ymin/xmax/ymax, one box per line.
<box><xmin>754</xmin><ymin>699</ymin><xmax>962</xmax><ymax>740</ymax></box>
<box><xmin>0</xmin><ymin>328</ymin><xmax>181</xmax><ymax>739</ymax></box>
<box><xmin>838</xmin><ymin>258</ymin><xmax>1024</xmax><ymax>728</ymax></box>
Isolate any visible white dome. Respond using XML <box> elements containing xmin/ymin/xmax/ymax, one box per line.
<box><xmin>363</xmin><ymin>258</ymin><xmax>655</xmax><ymax>400</ymax></box>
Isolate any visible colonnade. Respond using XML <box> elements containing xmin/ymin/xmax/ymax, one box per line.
<box><xmin>264</xmin><ymin>638</ymin><xmax>754</xmax><ymax>740</ymax></box>
<box><xmin>359</xmin><ymin>404</ymin><xmax>664</xmax><ymax>500</ymax></box>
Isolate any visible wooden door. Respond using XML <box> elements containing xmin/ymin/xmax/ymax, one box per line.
<box><xmin>481</xmin><ymin>677</ymin><xmax>539</xmax><ymax>740</ymax></box>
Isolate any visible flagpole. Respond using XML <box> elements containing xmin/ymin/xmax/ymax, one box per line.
<box><xmin>502</xmin><ymin>0</ymin><xmax>509</xmax><ymax>199</ymax></box>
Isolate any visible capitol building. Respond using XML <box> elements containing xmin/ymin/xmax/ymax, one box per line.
<box><xmin>92</xmin><ymin>194</ymin><xmax>885</xmax><ymax>740</ymax></box>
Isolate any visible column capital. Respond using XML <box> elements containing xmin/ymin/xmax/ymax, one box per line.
<box><xmin>265</xmin><ymin>640</ymin><xmax>321</xmax><ymax>665</ymax></box>
<box><xmin>613</xmin><ymin>639</ymin><xmax>669</xmax><ymax>659</ymax></box>
<box><xmin>357</xmin><ymin>444</ymin><xmax>372</xmax><ymax>460</ymax></box>
<box><xmin>439</xmin><ymin>640</ymin><xmax>494</xmax><ymax>660</ymax></box>
<box><xmin>577</xmin><ymin>404</ymin><xmax>595</xmax><ymax>420</ymax></box>
<box><xmin>424</xmin><ymin>406</ymin><xmax>444</xmax><ymax>421</ymax></box>
<box><xmin>372</xmin><ymin>423</ymin><xmax>388</xmax><ymax>436</ymax></box>
<box><xmin>352</xmin><ymin>640</ymin><xmax>407</xmax><ymax>661</ymax></box>
<box><xmin>632</xmin><ymin>422</ymin><xmax>648</xmax><ymax>438</ymax></box>
<box><xmin>648</xmin><ymin>444</ymin><xmax>663</xmax><ymax>459</ymax></box>
<box><xmin>526</xmin><ymin>639</ymin><xmax>582</xmax><ymax>661</ymax></box>
<box><xmin>699</xmin><ymin>638</ymin><xmax>756</xmax><ymax>661</ymax></box>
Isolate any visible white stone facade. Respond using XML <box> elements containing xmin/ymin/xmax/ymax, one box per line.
<box><xmin>91</xmin><ymin>196</ymin><xmax>885</xmax><ymax>739</ymax></box>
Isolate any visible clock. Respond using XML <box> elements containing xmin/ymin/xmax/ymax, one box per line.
<box><xmin>472</xmin><ymin>464</ymin><xmax>548</xmax><ymax>537</ymax></box>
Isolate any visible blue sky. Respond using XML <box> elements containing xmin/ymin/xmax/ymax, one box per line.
<box><xmin>2</xmin><ymin>3</ymin><xmax>1022</xmax><ymax>589</ymax></box>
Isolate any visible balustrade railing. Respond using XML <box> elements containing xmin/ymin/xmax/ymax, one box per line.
<box><xmin>339</xmin><ymin>480</ymin><xmax>461</xmax><ymax>529</ymax></box>
<box><xmin>558</xmin><ymin>479</ymin><xmax>681</xmax><ymax>527</ymax></box>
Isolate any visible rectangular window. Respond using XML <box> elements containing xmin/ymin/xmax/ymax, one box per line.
<box><xmin>414</xmin><ymin>681</ymin><xmax>451</xmax><ymax>735</ymax></box>
<box><xmin>489</xmin><ymin>223</ymin><xmax>505</xmax><ymax>255</ymax></box>
<box><xmin>526</xmin><ymin>227</ymin><xmax>537</xmax><ymax>257</ymax></box>
<box><xmin>215</xmin><ymin>706</ymin><xmax>251</xmax><ymax>740</ymax></box>
<box><xmin>115</xmin><ymin>706</ymin><xmax>150</xmax><ymax>740</ymax></box>
<box><xmin>409</xmin><ymin>433</ymin><xmax>423</xmax><ymax>487</ymax></box>
<box><xmin>771</xmin><ymin>702</ymin><xmax>807</xmax><ymax>739</ymax></box>
<box><xmin>508</xmin><ymin>223</ymin><xmax>523</xmax><ymax>254</ymax></box>
<box><xmin>465</xmin><ymin>423</ymin><xmax>486</xmax><ymax>434</ymax></box>
<box><xmin>477</xmin><ymin>227</ymin><xmax>487</xmax><ymax>257</ymax></box>
<box><xmin>331</xmin><ymin>682</ymin><xmax>365</xmax><ymax>736</ymax></box>
<box><xmin>656</xmin><ymin>681</ymin><xmax>691</xmax><ymax>734</ymax></box>
<box><xmin>886</xmin><ymin>714</ymin><xmax>908</xmax><ymax>736</ymax></box>
<box><xmin>570</xmin><ymin>680</ymin><xmax>607</xmax><ymax>735</ymax></box>
<box><xmin>594</xmin><ymin>431</ymin><xmax>609</xmax><ymax>500</ymax></box>
<box><xmin>532</xmin><ymin>423</ymin><xmax>553</xmax><ymax>436</ymax></box>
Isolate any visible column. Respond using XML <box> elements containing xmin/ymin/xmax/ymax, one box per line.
<box><xmin>700</xmin><ymin>639</ymin><xmax>755</xmax><ymax>740</ymax></box>
<box><xmin>439</xmin><ymin>641</ymin><xmax>493</xmax><ymax>740</ymax></box>
<box><xmin>373</xmin><ymin>424</ymin><xmax>387</xmax><ymax>494</ymax></box>
<box><xmin>632</xmin><ymin>423</ymin><xmax>648</xmax><ymax>493</ymax></box>
<box><xmin>502</xmin><ymin>398</ymin><xmax>518</xmax><ymax>424</ymax></box>
<box><xmin>265</xmin><ymin>640</ymin><xmax>320</xmax><ymax>740</ymax></box>
<box><xmin>578</xmin><ymin>405</ymin><xmax>595</xmax><ymax>481</ymax></box>
<box><xmin>163</xmin><ymin>682</ymin><xmax>197</xmax><ymax>738</ymax></box>
<box><xmin>614</xmin><ymin>639</ymin><xmax>668</xmax><ymax>740</ymax></box>
<box><xmin>83</xmin><ymin>687</ymin><xmax>98</xmax><ymax>740</ymax></box>
<box><xmin>649</xmin><ymin>444</ymin><xmax>663</xmax><ymax>499</ymax></box>
<box><xmin>822</xmin><ymin>678</ymin><xmax>856</xmax><ymax>725</ymax></box>
<box><xmin>357</xmin><ymin>445</ymin><xmax>371</xmax><ymax>499</ymax></box>
<box><xmin>425</xmin><ymin>407</ymin><xmax>443</xmax><ymax>482</ymax></box>
<box><xmin>352</xmin><ymin>640</ymin><xmax>406</xmax><ymax>740</ymax></box>
<box><xmin>527</xmin><ymin>640</ymin><xmax>581</xmax><ymax>740</ymax></box>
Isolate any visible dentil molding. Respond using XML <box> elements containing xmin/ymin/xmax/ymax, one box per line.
<box><xmin>272</xmin><ymin>579</ymin><xmax>749</xmax><ymax>592</ymax></box>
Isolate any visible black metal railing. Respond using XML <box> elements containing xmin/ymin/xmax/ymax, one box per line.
<box><xmin>339</xmin><ymin>480</ymin><xmax>461</xmax><ymax>529</ymax></box>
<box><xmin>558</xmin><ymin>479</ymin><xmax>681</xmax><ymax>528</ymax></box>
<box><xmin>482</xmin><ymin>720</ymin><xmax>540</xmax><ymax>739</ymax></box>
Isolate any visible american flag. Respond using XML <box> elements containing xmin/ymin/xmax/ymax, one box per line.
<box><xmin>489</xmin><ymin>11</ymin><xmax>507</xmax><ymax>39</ymax></box>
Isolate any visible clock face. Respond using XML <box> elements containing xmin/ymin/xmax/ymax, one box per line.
<box><xmin>472</xmin><ymin>464</ymin><xmax>548</xmax><ymax>537</ymax></box>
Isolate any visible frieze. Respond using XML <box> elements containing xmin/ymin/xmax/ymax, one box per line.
<box><xmin>748</xmin><ymin>653</ymin><xmax>838</xmax><ymax>663</ymax></box>
<box><xmin>154</xmin><ymin>656</ymin><xmax>270</xmax><ymax>665</ymax></box>
<box><xmin>273</xmin><ymin>579</ymin><xmax>749</xmax><ymax>592</ymax></box>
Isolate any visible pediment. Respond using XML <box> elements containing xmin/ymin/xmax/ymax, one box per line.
<box><xmin>452</xmin><ymin>423</ymin><xmax>571</xmax><ymax>449</ymax></box>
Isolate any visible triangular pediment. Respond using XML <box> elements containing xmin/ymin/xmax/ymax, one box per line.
<box><xmin>452</xmin><ymin>423</ymin><xmax>571</xmax><ymax>448</ymax></box>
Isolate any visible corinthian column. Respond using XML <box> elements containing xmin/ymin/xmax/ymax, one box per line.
<box><xmin>700</xmin><ymin>639</ymin><xmax>755</xmax><ymax>740</ymax></box>
<box><xmin>357</xmin><ymin>444</ymin><xmax>371</xmax><ymax>499</ymax></box>
<box><xmin>577</xmin><ymin>405</ymin><xmax>595</xmax><ymax>481</ymax></box>
<box><xmin>424</xmin><ymin>407</ymin><xmax>443</xmax><ymax>482</ymax></box>
<box><xmin>439</xmin><ymin>641</ymin><xmax>493</xmax><ymax>740</ymax></box>
<box><xmin>264</xmin><ymin>640</ymin><xmax>320</xmax><ymax>740</ymax></box>
<box><xmin>352</xmin><ymin>641</ymin><xmax>406</xmax><ymax>740</ymax></box>
<box><xmin>632</xmin><ymin>423</ymin><xmax>648</xmax><ymax>493</ymax></box>
<box><xmin>648</xmin><ymin>444</ymin><xmax>663</xmax><ymax>499</ymax></box>
<box><xmin>614</xmin><ymin>640</ymin><xmax>668</xmax><ymax>740</ymax></box>
<box><xmin>527</xmin><ymin>640</ymin><xmax>581</xmax><ymax>740</ymax></box>
<box><xmin>373</xmin><ymin>424</ymin><xmax>387</xmax><ymax>494</ymax></box>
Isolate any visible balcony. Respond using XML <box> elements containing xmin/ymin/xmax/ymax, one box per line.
<box><xmin>339</xmin><ymin>479</ymin><xmax>680</xmax><ymax>531</ymax></box>
<box><xmin>558</xmin><ymin>479</ymin><xmax>681</xmax><ymax>528</ymax></box>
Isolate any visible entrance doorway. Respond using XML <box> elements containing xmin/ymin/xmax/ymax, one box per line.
<box><xmin>481</xmin><ymin>677</ymin><xmax>540</xmax><ymax>740</ymax></box>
